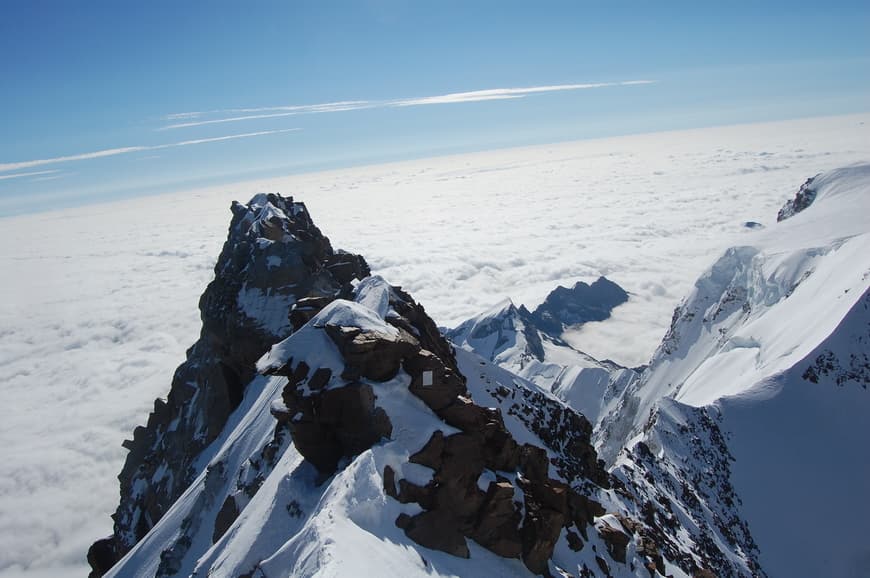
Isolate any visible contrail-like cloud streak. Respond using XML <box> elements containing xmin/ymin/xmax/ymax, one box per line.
<box><xmin>0</xmin><ymin>129</ymin><xmax>299</xmax><ymax>173</ymax></box>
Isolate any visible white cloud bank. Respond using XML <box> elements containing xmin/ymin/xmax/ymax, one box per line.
<box><xmin>0</xmin><ymin>129</ymin><xmax>299</xmax><ymax>173</ymax></box>
<box><xmin>161</xmin><ymin>80</ymin><xmax>656</xmax><ymax>129</ymax></box>
<box><xmin>0</xmin><ymin>113</ymin><xmax>868</xmax><ymax>577</ymax></box>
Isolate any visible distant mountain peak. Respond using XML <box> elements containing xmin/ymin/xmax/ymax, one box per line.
<box><xmin>530</xmin><ymin>276</ymin><xmax>629</xmax><ymax>335</ymax></box>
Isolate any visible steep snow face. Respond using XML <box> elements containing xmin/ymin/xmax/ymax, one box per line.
<box><xmin>598</xmin><ymin>165</ymin><xmax>870</xmax><ymax>461</ymax></box>
<box><xmin>721</xmin><ymin>287</ymin><xmax>870</xmax><ymax>578</ymax></box>
<box><xmin>597</xmin><ymin>165</ymin><xmax>870</xmax><ymax>577</ymax></box>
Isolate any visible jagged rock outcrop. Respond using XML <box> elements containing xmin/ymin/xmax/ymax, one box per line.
<box><xmin>261</xmin><ymin>275</ymin><xmax>616</xmax><ymax>575</ymax></box>
<box><xmin>530</xmin><ymin>276</ymin><xmax>629</xmax><ymax>335</ymax></box>
<box><xmin>88</xmin><ymin>193</ymin><xmax>369</xmax><ymax>575</ymax></box>
<box><xmin>776</xmin><ymin>174</ymin><xmax>819</xmax><ymax>221</ymax></box>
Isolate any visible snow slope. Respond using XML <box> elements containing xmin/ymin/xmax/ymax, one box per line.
<box><xmin>598</xmin><ymin>165</ymin><xmax>870</xmax><ymax>577</ymax></box>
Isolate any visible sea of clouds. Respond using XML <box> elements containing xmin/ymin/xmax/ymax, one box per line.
<box><xmin>0</xmin><ymin>113</ymin><xmax>868</xmax><ymax>576</ymax></box>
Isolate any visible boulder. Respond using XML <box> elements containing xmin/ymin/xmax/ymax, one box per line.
<box><xmin>599</xmin><ymin>522</ymin><xmax>631</xmax><ymax>563</ymax></box>
<box><xmin>282</xmin><ymin>378</ymin><xmax>392</xmax><ymax>475</ymax></box>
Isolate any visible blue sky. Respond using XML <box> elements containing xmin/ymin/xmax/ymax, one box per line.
<box><xmin>1</xmin><ymin>0</ymin><xmax>868</xmax><ymax>215</ymax></box>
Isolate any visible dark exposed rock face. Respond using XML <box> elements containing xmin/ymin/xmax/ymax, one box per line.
<box><xmin>365</xmin><ymin>301</ymin><xmax>614</xmax><ymax>575</ymax></box>
<box><xmin>531</xmin><ymin>276</ymin><xmax>629</xmax><ymax>335</ymax></box>
<box><xmin>777</xmin><ymin>175</ymin><xmax>819</xmax><ymax>221</ymax></box>
<box><xmin>487</xmin><ymin>379</ymin><xmax>610</xmax><ymax>489</ymax></box>
<box><xmin>394</xmin><ymin>422</ymin><xmax>610</xmax><ymax>576</ymax></box>
<box><xmin>613</xmin><ymin>404</ymin><xmax>764</xmax><ymax>577</ymax></box>
<box><xmin>801</xmin><ymin>287</ymin><xmax>870</xmax><ymax>390</ymax></box>
<box><xmin>88</xmin><ymin>194</ymin><xmax>369</xmax><ymax>576</ymax></box>
<box><xmin>274</xmin><ymin>365</ymin><xmax>394</xmax><ymax>475</ymax></box>
<box><xmin>265</xmin><ymin>276</ymin><xmax>467</xmax><ymax>478</ymax></box>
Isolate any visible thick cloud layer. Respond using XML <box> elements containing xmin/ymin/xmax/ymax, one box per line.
<box><xmin>0</xmin><ymin>113</ymin><xmax>868</xmax><ymax>576</ymax></box>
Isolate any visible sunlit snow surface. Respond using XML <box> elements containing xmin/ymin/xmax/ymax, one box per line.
<box><xmin>0</xmin><ymin>114</ymin><xmax>868</xmax><ymax>576</ymax></box>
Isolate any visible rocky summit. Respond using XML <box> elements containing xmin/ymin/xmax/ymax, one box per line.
<box><xmin>90</xmin><ymin>193</ymin><xmax>724</xmax><ymax>578</ymax></box>
<box><xmin>88</xmin><ymin>193</ymin><xmax>370</xmax><ymax>575</ymax></box>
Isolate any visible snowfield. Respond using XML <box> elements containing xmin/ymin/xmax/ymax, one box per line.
<box><xmin>0</xmin><ymin>114</ymin><xmax>868</xmax><ymax>577</ymax></box>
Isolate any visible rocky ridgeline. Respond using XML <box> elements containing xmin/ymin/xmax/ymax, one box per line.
<box><xmin>262</xmin><ymin>278</ymin><xmax>616</xmax><ymax>576</ymax></box>
<box><xmin>88</xmin><ymin>194</ymin><xmax>369</xmax><ymax>575</ymax></box>
<box><xmin>90</xmin><ymin>193</ymin><xmax>736</xmax><ymax>578</ymax></box>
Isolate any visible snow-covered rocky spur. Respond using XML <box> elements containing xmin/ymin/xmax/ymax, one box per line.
<box><xmin>90</xmin><ymin>163</ymin><xmax>870</xmax><ymax>577</ymax></box>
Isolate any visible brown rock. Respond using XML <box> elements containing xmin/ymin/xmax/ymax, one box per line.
<box><xmin>403</xmin><ymin>510</ymin><xmax>470</xmax><ymax>558</ymax></box>
<box><xmin>470</xmin><ymin>481</ymin><xmax>523</xmax><ymax>558</ymax></box>
<box><xmin>438</xmin><ymin>433</ymin><xmax>485</xmax><ymax>484</ymax></box>
<box><xmin>519</xmin><ymin>444</ymin><xmax>550</xmax><ymax>483</ymax></box>
<box><xmin>398</xmin><ymin>479</ymin><xmax>435</xmax><ymax>508</ymax></box>
<box><xmin>395</xmin><ymin>513</ymin><xmax>412</xmax><ymax>530</ymax></box>
<box><xmin>599</xmin><ymin>522</ymin><xmax>631</xmax><ymax>563</ymax></box>
<box><xmin>520</xmin><ymin>496</ymin><xmax>566</xmax><ymax>576</ymax></box>
<box><xmin>86</xmin><ymin>537</ymin><xmax>119</xmax><ymax>578</ymax></box>
<box><xmin>595</xmin><ymin>555</ymin><xmax>611</xmax><ymax>576</ymax></box>
<box><xmin>567</xmin><ymin>492</ymin><xmax>606</xmax><ymax>539</ymax></box>
<box><xmin>307</xmin><ymin>367</ymin><xmax>332</xmax><ymax>391</ymax></box>
<box><xmin>325</xmin><ymin>324</ymin><xmax>419</xmax><ymax>382</ymax></box>
<box><xmin>284</xmin><ymin>382</ymin><xmax>392</xmax><ymax>474</ymax></box>
<box><xmin>289</xmin><ymin>296</ymin><xmax>334</xmax><ymax>331</ymax></box>
<box><xmin>405</xmin><ymin>350</ymin><xmax>467</xmax><ymax>411</ymax></box>
<box><xmin>566</xmin><ymin>530</ymin><xmax>584</xmax><ymax>551</ymax></box>
<box><xmin>409</xmin><ymin>430</ymin><xmax>446</xmax><ymax>470</ymax></box>
<box><xmin>383</xmin><ymin>465</ymin><xmax>398</xmax><ymax>499</ymax></box>
<box><xmin>438</xmin><ymin>396</ymin><xmax>494</xmax><ymax>430</ymax></box>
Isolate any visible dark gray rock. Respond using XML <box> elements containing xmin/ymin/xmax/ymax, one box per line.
<box><xmin>89</xmin><ymin>194</ymin><xmax>369</xmax><ymax>576</ymax></box>
<box><xmin>531</xmin><ymin>276</ymin><xmax>629</xmax><ymax>335</ymax></box>
<box><xmin>777</xmin><ymin>175</ymin><xmax>819</xmax><ymax>221</ymax></box>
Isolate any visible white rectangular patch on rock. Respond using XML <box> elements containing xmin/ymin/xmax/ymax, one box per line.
<box><xmin>422</xmin><ymin>370</ymin><xmax>433</xmax><ymax>387</ymax></box>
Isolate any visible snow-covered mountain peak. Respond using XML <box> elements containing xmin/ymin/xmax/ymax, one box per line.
<box><xmin>449</xmin><ymin>283</ymin><xmax>638</xmax><ymax>425</ymax></box>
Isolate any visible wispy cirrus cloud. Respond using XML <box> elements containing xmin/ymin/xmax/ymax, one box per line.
<box><xmin>391</xmin><ymin>80</ymin><xmax>653</xmax><ymax>107</ymax></box>
<box><xmin>161</xmin><ymin>101</ymin><xmax>373</xmax><ymax>129</ymax></box>
<box><xmin>0</xmin><ymin>169</ymin><xmax>60</xmax><ymax>181</ymax></box>
<box><xmin>161</xmin><ymin>80</ymin><xmax>656</xmax><ymax>130</ymax></box>
<box><xmin>0</xmin><ymin>129</ymin><xmax>299</xmax><ymax>173</ymax></box>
